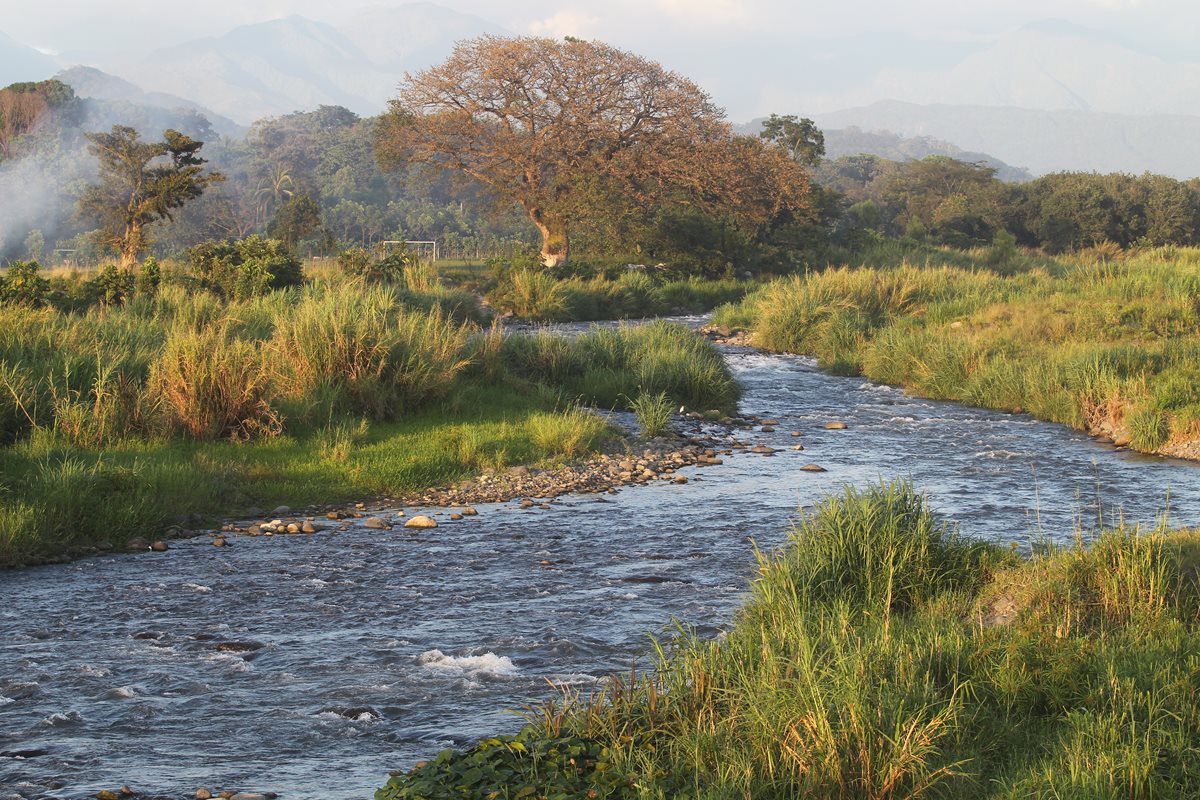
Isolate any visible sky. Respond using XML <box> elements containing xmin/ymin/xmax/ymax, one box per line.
<box><xmin>3</xmin><ymin>0</ymin><xmax>1196</xmax><ymax>121</ymax></box>
<box><xmin>6</xmin><ymin>0</ymin><xmax>1190</xmax><ymax>59</ymax></box>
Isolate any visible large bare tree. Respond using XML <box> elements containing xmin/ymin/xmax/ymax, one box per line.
<box><xmin>377</xmin><ymin>36</ymin><xmax>809</xmax><ymax>267</ymax></box>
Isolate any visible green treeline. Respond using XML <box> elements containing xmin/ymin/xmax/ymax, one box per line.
<box><xmin>819</xmin><ymin>155</ymin><xmax>1200</xmax><ymax>252</ymax></box>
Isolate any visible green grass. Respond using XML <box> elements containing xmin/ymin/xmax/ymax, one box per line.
<box><xmin>487</xmin><ymin>270</ymin><xmax>753</xmax><ymax>322</ymax></box>
<box><xmin>0</xmin><ymin>386</ymin><xmax>607</xmax><ymax>566</ymax></box>
<box><xmin>379</xmin><ymin>481</ymin><xmax>1200</xmax><ymax>799</ymax></box>
<box><xmin>0</xmin><ymin>282</ymin><xmax>736</xmax><ymax>566</ymax></box>
<box><xmin>711</xmin><ymin>249</ymin><xmax>1200</xmax><ymax>453</ymax></box>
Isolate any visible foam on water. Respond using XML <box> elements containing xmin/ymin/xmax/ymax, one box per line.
<box><xmin>416</xmin><ymin>650</ymin><xmax>519</xmax><ymax>679</ymax></box>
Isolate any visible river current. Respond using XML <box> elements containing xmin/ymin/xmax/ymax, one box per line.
<box><xmin>3</xmin><ymin>345</ymin><xmax>1199</xmax><ymax>799</ymax></box>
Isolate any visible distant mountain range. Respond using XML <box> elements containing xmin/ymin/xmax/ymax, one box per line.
<box><xmin>107</xmin><ymin>4</ymin><xmax>503</xmax><ymax>123</ymax></box>
<box><xmin>813</xmin><ymin>102</ymin><xmax>1200</xmax><ymax>180</ymax></box>
<box><xmin>55</xmin><ymin>66</ymin><xmax>246</xmax><ymax>139</ymax></box>
<box><xmin>0</xmin><ymin>29</ymin><xmax>57</xmax><ymax>83</ymax></box>
<box><xmin>3</xmin><ymin>6</ymin><xmax>1200</xmax><ymax>178</ymax></box>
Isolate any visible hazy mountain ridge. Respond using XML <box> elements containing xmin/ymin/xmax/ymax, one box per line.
<box><xmin>106</xmin><ymin>5</ymin><xmax>506</xmax><ymax>124</ymax></box>
<box><xmin>0</xmin><ymin>29</ymin><xmax>59</xmax><ymax>83</ymax></box>
<box><xmin>55</xmin><ymin>66</ymin><xmax>246</xmax><ymax>139</ymax></box>
<box><xmin>814</xmin><ymin>101</ymin><xmax>1200</xmax><ymax>179</ymax></box>
<box><xmin>741</xmin><ymin>118</ymin><xmax>1032</xmax><ymax>182</ymax></box>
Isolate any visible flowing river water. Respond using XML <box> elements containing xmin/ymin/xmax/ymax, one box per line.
<box><xmin>3</xmin><ymin>343</ymin><xmax>1199</xmax><ymax>799</ymax></box>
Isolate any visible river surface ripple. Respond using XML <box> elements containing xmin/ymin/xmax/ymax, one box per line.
<box><xmin>3</xmin><ymin>346</ymin><xmax>1199</xmax><ymax>799</ymax></box>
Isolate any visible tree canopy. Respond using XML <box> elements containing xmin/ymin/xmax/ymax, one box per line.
<box><xmin>377</xmin><ymin>35</ymin><xmax>810</xmax><ymax>267</ymax></box>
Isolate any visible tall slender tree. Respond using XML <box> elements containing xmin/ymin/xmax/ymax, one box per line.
<box><xmin>80</xmin><ymin>126</ymin><xmax>223</xmax><ymax>268</ymax></box>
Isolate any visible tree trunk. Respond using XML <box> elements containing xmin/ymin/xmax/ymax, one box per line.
<box><xmin>118</xmin><ymin>221</ymin><xmax>145</xmax><ymax>271</ymax></box>
<box><xmin>527</xmin><ymin>206</ymin><xmax>569</xmax><ymax>268</ymax></box>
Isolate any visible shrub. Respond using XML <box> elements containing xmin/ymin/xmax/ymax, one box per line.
<box><xmin>0</xmin><ymin>260</ymin><xmax>49</xmax><ymax>307</ymax></box>
<box><xmin>89</xmin><ymin>263</ymin><xmax>135</xmax><ymax>306</ymax></box>
<box><xmin>186</xmin><ymin>235</ymin><xmax>305</xmax><ymax>299</ymax></box>
<box><xmin>137</xmin><ymin>256</ymin><xmax>161</xmax><ymax>297</ymax></box>
<box><xmin>338</xmin><ymin>245</ymin><xmax>414</xmax><ymax>284</ymax></box>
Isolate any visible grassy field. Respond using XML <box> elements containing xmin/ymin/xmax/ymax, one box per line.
<box><xmin>0</xmin><ymin>276</ymin><xmax>739</xmax><ymax>567</ymax></box>
<box><xmin>711</xmin><ymin>246</ymin><xmax>1200</xmax><ymax>457</ymax></box>
<box><xmin>379</xmin><ymin>481</ymin><xmax>1200</xmax><ymax>799</ymax></box>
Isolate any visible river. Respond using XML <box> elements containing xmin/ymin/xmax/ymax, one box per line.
<box><xmin>3</xmin><ymin>345</ymin><xmax>1198</xmax><ymax>799</ymax></box>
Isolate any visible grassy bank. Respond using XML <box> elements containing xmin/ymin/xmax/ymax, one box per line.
<box><xmin>0</xmin><ymin>282</ymin><xmax>739</xmax><ymax>567</ymax></box>
<box><xmin>486</xmin><ymin>268</ymin><xmax>753</xmax><ymax>322</ymax></box>
<box><xmin>379</xmin><ymin>481</ymin><xmax>1200</xmax><ymax>799</ymax></box>
<box><xmin>711</xmin><ymin>247</ymin><xmax>1200</xmax><ymax>456</ymax></box>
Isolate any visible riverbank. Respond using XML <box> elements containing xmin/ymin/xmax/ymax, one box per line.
<box><xmin>378</xmin><ymin>480</ymin><xmax>1200</xmax><ymax>798</ymax></box>
<box><xmin>0</xmin><ymin>282</ymin><xmax>739</xmax><ymax>568</ymax></box>
<box><xmin>710</xmin><ymin>250</ymin><xmax>1200</xmax><ymax>461</ymax></box>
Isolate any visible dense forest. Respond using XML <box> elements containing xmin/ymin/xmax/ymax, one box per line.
<box><xmin>3</xmin><ymin>72</ymin><xmax>1200</xmax><ymax>276</ymax></box>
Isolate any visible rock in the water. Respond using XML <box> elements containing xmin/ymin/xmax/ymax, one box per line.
<box><xmin>95</xmin><ymin>791</ymin><xmax>121</xmax><ymax>800</ymax></box>
<box><xmin>286</xmin><ymin>523</ymin><xmax>300</xmax><ymax>534</ymax></box>
<box><xmin>404</xmin><ymin>515</ymin><xmax>438</xmax><ymax>529</ymax></box>
<box><xmin>362</xmin><ymin>517</ymin><xmax>389</xmax><ymax>529</ymax></box>
<box><xmin>460</xmin><ymin>507</ymin><xmax>478</xmax><ymax>516</ymax></box>
<box><xmin>195</xmin><ymin>790</ymin><xmax>213</xmax><ymax>800</ymax></box>
<box><xmin>791</xmin><ymin>431</ymin><xmax>802</xmax><ymax>437</ymax></box>
<box><xmin>674</xmin><ymin>475</ymin><xmax>688</xmax><ymax>484</ymax></box>
<box><xmin>126</xmin><ymin>537</ymin><xmax>151</xmax><ymax>552</ymax></box>
<box><xmin>824</xmin><ymin>421</ymin><xmax>848</xmax><ymax>430</ymax></box>
<box><xmin>750</xmin><ymin>445</ymin><xmax>777</xmax><ymax>454</ymax></box>
<box><xmin>791</xmin><ymin>444</ymin><xmax>805</xmax><ymax>451</ymax></box>
<box><xmin>150</xmin><ymin>540</ymin><xmax>169</xmax><ymax>552</ymax></box>
<box><xmin>800</xmin><ymin>463</ymin><xmax>827</xmax><ymax>472</ymax></box>
<box><xmin>212</xmin><ymin>537</ymin><xmax>228</xmax><ymax>547</ymax></box>
<box><xmin>449</xmin><ymin>513</ymin><xmax>463</xmax><ymax>521</ymax></box>
<box><xmin>270</xmin><ymin>505</ymin><xmax>290</xmax><ymax>516</ymax></box>
<box><xmin>301</xmin><ymin>520</ymin><xmax>317</xmax><ymax>533</ymax></box>
<box><xmin>760</xmin><ymin>426</ymin><xmax>775</xmax><ymax>433</ymax></box>
<box><xmin>216</xmin><ymin>641</ymin><xmax>264</xmax><ymax>653</ymax></box>
<box><xmin>519</xmin><ymin>499</ymin><xmax>534</xmax><ymax>508</ymax></box>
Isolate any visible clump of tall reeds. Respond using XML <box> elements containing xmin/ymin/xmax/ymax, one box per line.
<box><xmin>383</xmin><ymin>481</ymin><xmax>1200</xmax><ymax>798</ymax></box>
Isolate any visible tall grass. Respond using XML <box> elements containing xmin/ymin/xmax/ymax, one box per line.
<box><xmin>1</xmin><ymin>280</ymin><xmax>732</xmax><ymax>565</ymax></box>
<box><xmin>501</xmin><ymin>321</ymin><xmax>741</xmax><ymax>413</ymax></box>
<box><xmin>383</xmin><ymin>482</ymin><xmax>1200</xmax><ymax>799</ymax></box>
<box><xmin>714</xmin><ymin>252</ymin><xmax>1200</xmax><ymax>453</ymax></box>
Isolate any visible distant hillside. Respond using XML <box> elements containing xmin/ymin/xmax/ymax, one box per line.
<box><xmin>0</xmin><ymin>29</ymin><xmax>59</xmax><ymax>83</ymax></box>
<box><xmin>107</xmin><ymin>5</ymin><xmax>506</xmax><ymax>124</ymax></box>
<box><xmin>55</xmin><ymin>66</ymin><xmax>245</xmax><ymax>139</ymax></box>
<box><xmin>739</xmin><ymin>118</ymin><xmax>1031</xmax><ymax>182</ymax></box>
<box><xmin>813</xmin><ymin>101</ymin><xmax>1200</xmax><ymax>179</ymax></box>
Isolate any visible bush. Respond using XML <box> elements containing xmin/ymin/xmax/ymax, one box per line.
<box><xmin>338</xmin><ymin>245</ymin><xmax>413</xmax><ymax>284</ymax></box>
<box><xmin>89</xmin><ymin>263</ymin><xmax>135</xmax><ymax>306</ymax></box>
<box><xmin>137</xmin><ymin>257</ymin><xmax>161</xmax><ymax>297</ymax></box>
<box><xmin>0</xmin><ymin>260</ymin><xmax>49</xmax><ymax>307</ymax></box>
<box><xmin>186</xmin><ymin>235</ymin><xmax>305</xmax><ymax>299</ymax></box>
